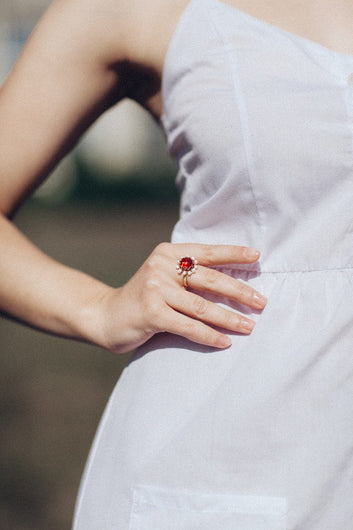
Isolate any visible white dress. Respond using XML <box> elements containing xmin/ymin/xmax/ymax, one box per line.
<box><xmin>73</xmin><ymin>0</ymin><xmax>353</xmax><ymax>528</ymax></box>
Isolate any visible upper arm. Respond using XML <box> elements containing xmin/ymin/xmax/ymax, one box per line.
<box><xmin>0</xmin><ymin>0</ymin><xmax>190</xmax><ymax>215</ymax></box>
<box><xmin>0</xmin><ymin>0</ymin><xmax>134</xmax><ymax>215</ymax></box>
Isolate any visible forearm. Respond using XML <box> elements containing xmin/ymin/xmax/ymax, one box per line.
<box><xmin>0</xmin><ymin>213</ymin><xmax>114</xmax><ymax>347</ymax></box>
<box><xmin>0</xmin><ymin>210</ymin><xmax>268</xmax><ymax>354</ymax></box>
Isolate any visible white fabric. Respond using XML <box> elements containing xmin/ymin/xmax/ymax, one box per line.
<box><xmin>73</xmin><ymin>0</ymin><xmax>353</xmax><ymax>528</ymax></box>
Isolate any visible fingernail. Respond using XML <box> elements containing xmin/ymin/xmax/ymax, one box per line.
<box><xmin>253</xmin><ymin>292</ymin><xmax>268</xmax><ymax>308</ymax></box>
<box><xmin>245</xmin><ymin>248</ymin><xmax>260</xmax><ymax>260</ymax></box>
<box><xmin>241</xmin><ymin>319</ymin><xmax>255</xmax><ymax>332</ymax></box>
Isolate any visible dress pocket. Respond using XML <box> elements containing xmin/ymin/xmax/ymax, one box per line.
<box><xmin>128</xmin><ymin>485</ymin><xmax>287</xmax><ymax>530</ymax></box>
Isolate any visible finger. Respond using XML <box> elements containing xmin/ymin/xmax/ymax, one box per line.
<box><xmin>171</xmin><ymin>243</ymin><xmax>261</xmax><ymax>265</ymax></box>
<box><xmin>186</xmin><ymin>266</ymin><xmax>267</xmax><ymax>310</ymax></box>
<box><xmin>161</xmin><ymin>306</ymin><xmax>232</xmax><ymax>349</ymax></box>
<box><xmin>168</xmin><ymin>290</ymin><xmax>255</xmax><ymax>334</ymax></box>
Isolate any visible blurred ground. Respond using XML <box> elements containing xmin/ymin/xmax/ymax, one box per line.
<box><xmin>0</xmin><ymin>200</ymin><xmax>178</xmax><ymax>529</ymax></box>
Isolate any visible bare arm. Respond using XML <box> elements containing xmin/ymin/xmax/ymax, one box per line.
<box><xmin>0</xmin><ymin>0</ymin><xmax>267</xmax><ymax>354</ymax></box>
<box><xmin>0</xmin><ymin>0</ymin><xmax>138</xmax><ymax>344</ymax></box>
<box><xmin>0</xmin><ymin>0</ymin><xmax>130</xmax><ymax>214</ymax></box>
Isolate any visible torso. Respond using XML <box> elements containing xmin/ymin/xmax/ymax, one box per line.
<box><xmin>129</xmin><ymin>0</ymin><xmax>353</xmax><ymax>119</ymax></box>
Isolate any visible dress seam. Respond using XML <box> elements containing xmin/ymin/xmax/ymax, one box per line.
<box><xmin>218</xmin><ymin>265</ymin><xmax>353</xmax><ymax>274</ymax></box>
<box><xmin>206</xmin><ymin>5</ymin><xmax>266</xmax><ymax>243</ymax></box>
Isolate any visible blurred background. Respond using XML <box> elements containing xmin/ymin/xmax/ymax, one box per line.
<box><xmin>0</xmin><ymin>2</ymin><xmax>178</xmax><ymax>528</ymax></box>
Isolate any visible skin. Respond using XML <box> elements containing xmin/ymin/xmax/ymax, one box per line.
<box><xmin>1</xmin><ymin>0</ymin><xmax>352</xmax><ymax>354</ymax></box>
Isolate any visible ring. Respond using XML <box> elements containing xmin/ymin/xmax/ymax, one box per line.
<box><xmin>176</xmin><ymin>256</ymin><xmax>198</xmax><ymax>289</ymax></box>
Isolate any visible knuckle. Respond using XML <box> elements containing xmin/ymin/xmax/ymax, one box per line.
<box><xmin>192</xmin><ymin>297</ymin><xmax>209</xmax><ymax>317</ymax></box>
<box><xmin>144</xmin><ymin>276</ymin><xmax>161</xmax><ymax>292</ymax></box>
<box><xmin>146</xmin><ymin>298</ymin><xmax>164</xmax><ymax>323</ymax></box>
<box><xmin>236</xmin><ymin>281</ymin><xmax>248</xmax><ymax>298</ymax></box>
<box><xmin>148</xmin><ymin>302</ymin><xmax>160</xmax><ymax>319</ymax></box>
<box><xmin>204</xmin><ymin>268</ymin><xmax>218</xmax><ymax>285</ymax></box>
<box><xmin>179</xmin><ymin>318</ymin><xmax>197</xmax><ymax>337</ymax></box>
<box><xmin>154</xmin><ymin>242</ymin><xmax>171</xmax><ymax>256</ymax></box>
<box><xmin>151</xmin><ymin>305</ymin><xmax>173</xmax><ymax>333</ymax></box>
<box><xmin>145</xmin><ymin>252</ymin><xmax>164</xmax><ymax>273</ymax></box>
<box><xmin>202</xmin><ymin>245</ymin><xmax>217</xmax><ymax>262</ymax></box>
<box><xmin>140</xmin><ymin>289</ymin><xmax>158</xmax><ymax>314</ymax></box>
<box><xmin>185</xmin><ymin>319</ymin><xmax>212</xmax><ymax>344</ymax></box>
<box><xmin>177</xmin><ymin>317</ymin><xmax>223</xmax><ymax>347</ymax></box>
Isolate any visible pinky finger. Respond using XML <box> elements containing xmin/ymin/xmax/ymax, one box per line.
<box><xmin>162</xmin><ymin>308</ymin><xmax>232</xmax><ymax>349</ymax></box>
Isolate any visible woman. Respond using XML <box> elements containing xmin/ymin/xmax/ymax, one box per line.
<box><xmin>1</xmin><ymin>0</ymin><xmax>353</xmax><ymax>528</ymax></box>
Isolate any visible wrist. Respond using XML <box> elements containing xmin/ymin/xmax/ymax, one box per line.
<box><xmin>74</xmin><ymin>282</ymin><xmax>117</xmax><ymax>351</ymax></box>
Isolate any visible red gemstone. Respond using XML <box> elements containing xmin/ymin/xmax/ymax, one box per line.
<box><xmin>180</xmin><ymin>257</ymin><xmax>194</xmax><ymax>271</ymax></box>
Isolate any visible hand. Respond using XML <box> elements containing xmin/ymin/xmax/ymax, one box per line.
<box><xmin>94</xmin><ymin>243</ymin><xmax>267</xmax><ymax>354</ymax></box>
